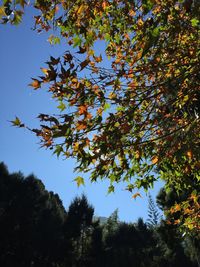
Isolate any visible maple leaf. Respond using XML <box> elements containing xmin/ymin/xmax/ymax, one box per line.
<box><xmin>186</xmin><ymin>150</ymin><xmax>193</xmax><ymax>159</ymax></box>
<box><xmin>11</xmin><ymin>117</ymin><xmax>24</xmax><ymax>127</ymax></box>
<box><xmin>80</xmin><ymin>59</ymin><xmax>90</xmax><ymax>70</ymax></box>
<box><xmin>29</xmin><ymin>79</ymin><xmax>41</xmax><ymax>89</ymax></box>
<box><xmin>132</xmin><ymin>192</ymin><xmax>142</xmax><ymax>199</ymax></box>
<box><xmin>78</xmin><ymin>105</ymin><xmax>87</xmax><ymax>115</ymax></box>
<box><xmin>93</xmin><ymin>54</ymin><xmax>102</xmax><ymax>63</ymax></box>
<box><xmin>76</xmin><ymin>121</ymin><xmax>87</xmax><ymax>131</ymax></box>
<box><xmin>77</xmin><ymin>46</ymin><xmax>87</xmax><ymax>54</ymax></box>
<box><xmin>74</xmin><ymin>176</ymin><xmax>85</xmax><ymax>187</ymax></box>
<box><xmin>152</xmin><ymin>156</ymin><xmax>158</xmax><ymax>164</ymax></box>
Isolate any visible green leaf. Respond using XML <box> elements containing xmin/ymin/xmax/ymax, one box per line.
<box><xmin>74</xmin><ymin>176</ymin><xmax>85</xmax><ymax>187</ymax></box>
<box><xmin>53</xmin><ymin>145</ymin><xmax>63</xmax><ymax>157</ymax></box>
<box><xmin>73</xmin><ymin>35</ymin><xmax>82</xmax><ymax>47</ymax></box>
<box><xmin>11</xmin><ymin>116</ymin><xmax>22</xmax><ymax>127</ymax></box>
<box><xmin>108</xmin><ymin>184</ymin><xmax>115</xmax><ymax>193</ymax></box>
<box><xmin>11</xmin><ymin>117</ymin><xmax>21</xmax><ymax>126</ymax></box>
<box><xmin>105</xmin><ymin>33</ymin><xmax>111</xmax><ymax>42</ymax></box>
<box><xmin>114</xmin><ymin>122</ymin><xmax>120</xmax><ymax>127</ymax></box>
<box><xmin>12</xmin><ymin>11</ymin><xmax>23</xmax><ymax>25</ymax></box>
<box><xmin>143</xmin><ymin>0</ymin><xmax>154</xmax><ymax>14</ymax></box>
<box><xmin>191</xmin><ymin>18</ymin><xmax>199</xmax><ymax>27</ymax></box>
<box><xmin>57</xmin><ymin>101</ymin><xmax>66</xmax><ymax>112</ymax></box>
<box><xmin>48</xmin><ymin>35</ymin><xmax>61</xmax><ymax>45</ymax></box>
<box><xmin>152</xmin><ymin>27</ymin><xmax>160</xmax><ymax>38</ymax></box>
<box><xmin>103</xmin><ymin>102</ymin><xmax>111</xmax><ymax>111</ymax></box>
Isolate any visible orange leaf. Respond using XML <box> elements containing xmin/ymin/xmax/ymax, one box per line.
<box><xmin>76</xmin><ymin>121</ymin><xmax>87</xmax><ymax>131</ymax></box>
<box><xmin>29</xmin><ymin>79</ymin><xmax>41</xmax><ymax>89</ymax></box>
<box><xmin>129</xmin><ymin>9</ymin><xmax>136</xmax><ymax>17</ymax></box>
<box><xmin>78</xmin><ymin>105</ymin><xmax>87</xmax><ymax>115</ymax></box>
<box><xmin>86</xmin><ymin>113</ymin><xmax>93</xmax><ymax>119</ymax></box>
<box><xmin>132</xmin><ymin>192</ymin><xmax>142</xmax><ymax>199</ymax></box>
<box><xmin>152</xmin><ymin>156</ymin><xmax>158</xmax><ymax>164</ymax></box>
<box><xmin>174</xmin><ymin>204</ymin><xmax>181</xmax><ymax>212</ymax></box>
<box><xmin>94</xmin><ymin>54</ymin><xmax>102</xmax><ymax>63</ymax></box>
<box><xmin>186</xmin><ymin>150</ymin><xmax>193</xmax><ymax>159</ymax></box>
<box><xmin>102</xmin><ymin>1</ymin><xmax>108</xmax><ymax>9</ymax></box>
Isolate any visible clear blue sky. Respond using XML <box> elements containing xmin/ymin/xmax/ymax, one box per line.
<box><xmin>0</xmin><ymin>9</ymin><xmax>164</xmax><ymax>222</ymax></box>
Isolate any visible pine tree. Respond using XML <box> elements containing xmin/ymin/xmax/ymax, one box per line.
<box><xmin>147</xmin><ymin>194</ymin><xmax>161</xmax><ymax>227</ymax></box>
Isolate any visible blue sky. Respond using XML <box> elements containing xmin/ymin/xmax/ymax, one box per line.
<box><xmin>0</xmin><ymin>9</ymin><xmax>164</xmax><ymax>222</ymax></box>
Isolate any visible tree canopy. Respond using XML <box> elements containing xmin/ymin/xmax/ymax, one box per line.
<box><xmin>1</xmin><ymin>0</ymin><xmax>200</xmax><ymax>231</ymax></box>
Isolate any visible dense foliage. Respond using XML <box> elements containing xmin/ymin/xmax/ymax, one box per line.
<box><xmin>0</xmin><ymin>163</ymin><xmax>199</xmax><ymax>266</ymax></box>
<box><xmin>1</xmin><ymin>0</ymin><xmax>200</xmax><ymax>230</ymax></box>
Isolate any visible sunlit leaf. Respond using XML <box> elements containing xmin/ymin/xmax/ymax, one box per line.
<box><xmin>57</xmin><ymin>101</ymin><xmax>66</xmax><ymax>112</ymax></box>
<box><xmin>74</xmin><ymin>176</ymin><xmax>85</xmax><ymax>187</ymax></box>
<box><xmin>11</xmin><ymin>116</ymin><xmax>24</xmax><ymax>127</ymax></box>
<box><xmin>152</xmin><ymin>156</ymin><xmax>158</xmax><ymax>165</ymax></box>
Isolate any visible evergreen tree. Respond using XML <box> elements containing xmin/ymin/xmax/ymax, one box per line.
<box><xmin>147</xmin><ymin>194</ymin><xmax>161</xmax><ymax>228</ymax></box>
<box><xmin>65</xmin><ymin>194</ymin><xmax>98</xmax><ymax>267</ymax></box>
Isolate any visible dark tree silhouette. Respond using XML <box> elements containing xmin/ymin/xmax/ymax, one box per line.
<box><xmin>0</xmin><ymin>162</ymin><xmax>66</xmax><ymax>267</ymax></box>
<box><xmin>0</xmin><ymin>162</ymin><xmax>198</xmax><ymax>267</ymax></box>
<box><xmin>147</xmin><ymin>194</ymin><xmax>161</xmax><ymax>227</ymax></box>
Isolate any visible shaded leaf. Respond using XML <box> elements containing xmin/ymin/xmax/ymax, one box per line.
<box><xmin>80</xmin><ymin>59</ymin><xmax>90</xmax><ymax>71</ymax></box>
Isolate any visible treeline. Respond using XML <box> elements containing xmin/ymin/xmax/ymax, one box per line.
<box><xmin>0</xmin><ymin>162</ymin><xmax>199</xmax><ymax>267</ymax></box>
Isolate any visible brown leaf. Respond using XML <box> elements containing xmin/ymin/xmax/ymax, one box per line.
<box><xmin>77</xmin><ymin>46</ymin><xmax>87</xmax><ymax>54</ymax></box>
<box><xmin>50</xmin><ymin>56</ymin><xmax>60</xmax><ymax>65</ymax></box>
<box><xmin>80</xmin><ymin>59</ymin><xmax>90</xmax><ymax>71</ymax></box>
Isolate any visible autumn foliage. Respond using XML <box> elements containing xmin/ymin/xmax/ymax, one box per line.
<box><xmin>1</xmin><ymin>0</ymin><xmax>200</xmax><ymax>231</ymax></box>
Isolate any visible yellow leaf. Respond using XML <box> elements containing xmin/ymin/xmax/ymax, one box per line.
<box><xmin>73</xmin><ymin>142</ymin><xmax>80</xmax><ymax>152</ymax></box>
<box><xmin>11</xmin><ymin>116</ymin><xmax>23</xmax><ymax>127</ymax></box>
<box><xmin>186</xmin><ymin>150</ymin><xmax>192</xmax><ymax>159</ymax></box>
<box><xmin>88</xmin><ymin>49</ymin><xmax>94</xmax><ymax>56</ymax></box>
<box><xmin>77</xmin><ymin>4</ymin><xmax>86</xmax><ymax>15</ymax></box>
<box><xmin>0</xmin><ymin>6</ymin><xmax>6</xmax><ymax>18</ymax></box>
<box><xmin>97</xmin><ymin>107</ymin><xmax>103</xmax><ymax>116</ymax></box>
<box><xmin>108</xmin><ymin>92</ymin><xmax>117</xmax><ymax>100</ymax></box>
<box><xmin>74</xmin><ymin>176</ymin><xmax>85</xmax><ymax>187</ymax></box>
<box><xmin>41</xmin><ymin>68</ymin><xmax>49</xmax><ymax>75</ymax></box>
<box><xmin>137</xmin><ymin>18</ymin><xmax>144</xmax><ymax>27</ymax></box>
<box><xmin>135</xmin><ymin>150</ymin><xmax>141</xmax><ymax>159</ymax></box>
